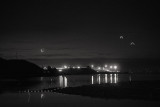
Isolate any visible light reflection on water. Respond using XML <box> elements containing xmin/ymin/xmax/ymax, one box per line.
<box><xmin>3</xmin><ymin>74</ymin><xmax>160</xmax><ymax>92</ymax></box>
<box><xmin>37</xmin><ymin>74</ymin><xmax>160</xmax><ymax>89</ymax></box>
<box><xmin>92</xmin><ymin>74</ymin><xmax>118</xmax><ymax>84</ymax></box>
<box><xmin>40</xmin><ymin>74</ymin><xmax>120</xmax><ymax>88</ymax></box>
<box><xmin>59</xmin><ymin>76</ymin><xmax>68</xmax><ymax>88</ymax></box>
<box><xmin>1</xmin><ymin>74</ymin><xmax>160</xmax><ymax>107</ymax></box>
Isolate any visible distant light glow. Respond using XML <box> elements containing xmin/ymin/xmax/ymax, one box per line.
<box><xmin>114</xmin><ymin>65</ymin><xmax>117</xmax><ymax>69</ymax></box>
<box><xmin>106</xmin><ymin>69</ymin><xmax>110</xmax><ymax>71</ymax></box>
<box><xmin>64</xmin><ymin>65</ymin><xmax>67</xmax><ymax>69</ymax></box>
<box><xmin>98</xmin><ymin>67</ymin><xmax>101</xmax><ymax>70</ymax></box>
<box><xmin>105</xmin><ymin>65</ymin><xmax>107</xmax><ymax>67</ymax></box>
<box><xmin>43</xmin><ymin>66</ymin><xmax>47</xmax><ymax>70</ymax></box>
<box><xmin>77</xmin><ymin>66</ymin><xmax>80</xmax><ymax>69</ymax></box>
<box><xmin>110</xmin><ymin>66</ymin><xmax>113</xmax><ymax>69</ymax></box>
<box><xmin>91</xmin><ymin>65</ymin><xmax>94</xmax><ymax>68</ymax></box>
<box><xmin>58</xmin><ymin>69</ymin><xmax>62</xmax><ymax>72</ymax></box>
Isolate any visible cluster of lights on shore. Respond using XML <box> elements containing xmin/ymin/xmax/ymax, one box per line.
<box><xmin>43</xmin><ymin>64</ymin><xmax>119</xmax><ymax>72</ymax></box>
<box><xmin>57</xmin><ymin>65</ymin><xmax>81</xmax><ymax>72</ymax></box>
<box><xmin>90</xmin><ymin>64</ymin><xmax>119</xmax><ymax>72</ymax></box>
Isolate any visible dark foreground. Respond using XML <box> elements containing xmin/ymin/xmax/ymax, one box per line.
<box><xmin>47</xmin><ymin>81</ymin><xmax>160</xmax><ymax>100</ymax></box>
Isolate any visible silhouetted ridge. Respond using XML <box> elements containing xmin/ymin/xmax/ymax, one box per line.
<box><xmin>0</xmin><ymin>57</ymin><xmax>43</xmax><ymax>77</ymax></box>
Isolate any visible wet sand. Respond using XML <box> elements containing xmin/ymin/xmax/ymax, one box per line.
<box><xmin>49</xmin><ymin>81</ymin><xmax>160</xmax><ymax>100</ymax></box>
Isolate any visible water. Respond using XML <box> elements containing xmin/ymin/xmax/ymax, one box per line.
<box><xmin>19</xmin><ymin>74</ymin><xmax>160</xmax><ymax>89</ymax></box>
<box><xmin>1</xmin><ymin>74</ymin><xmax>160</xmax><ymax>107</ymax></box>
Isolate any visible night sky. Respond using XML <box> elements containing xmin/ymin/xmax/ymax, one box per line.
<box><xmin>1</xmin><ymin>0</ymin><xmax>160</xmax><ymax>66</ymax></box>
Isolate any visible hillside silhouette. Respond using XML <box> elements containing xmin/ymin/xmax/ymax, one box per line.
<box><xmin>0</xmin><ymin>57</ymin><xmax>43</xmax><ymax>78</ymax></box>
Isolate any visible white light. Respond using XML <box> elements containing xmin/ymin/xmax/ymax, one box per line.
<box><xmin>64</xmin><ymin>77</ymin><xmax>67</xmax><ymax>87</ymax></box>
<box><xmin>110</xmin><ymin>66</ymin><xmax>113</xmax><ymax>69</ymax></box>
<box><xmin>114</xmin><ymin>74</ymin><xmax>117</xmax><ymax>83</ymax></box>
<box><xmin>98</xmin><ymin>67</ymin><xmax>101</xmax><ymax>70</ymax></box>
<box><xmin>58</xmin><ymin>69</ymin><xmax>62</xmax><ymax>72</ymax></box>
<box><xmin>106</xmin><ymin>69</ymin><xmax>110</xmax><ymax>71</ymax></box>
<box><xmin>105</xmin><ymin>65</ymin><xmax>107</xmax><ymax>67</ymax></box>
<box><xmin>110</xmin><ymin>74</ymin><xmax>112</xmax><ymax>83</ymax></box>
<box><xmin>91</xmin><ymin>65</ymin><xmax>94</xmax><ymax>68</ymax></box>
<box><xmin>105</xmin><ymin>74</ymin><xmax>107</xmax><ymax>83</ymax></box>
<box><xmin>91</xmin><ymin>76</ymin><xmax>94</xmax><ymax>84</ymax></box>
<box><xmin>59</xmin><ymin>76</ymin><xmax>63</xmax><ymax>88</ymax></box>
<box><xmin>77</xmin><ymin>66</ymin><xmax>80</xmax><ymax>69</ymax></box>
<box><xmin>64</xmin><ymin>65</ymin><xmax>67</xmax><ymax>69</ymax></box>
<box><xmin>98</xmin><ymin>75</ymin><xmax>101</xmax><ymax>84</ymax></box>
<box><xmin>114</xmin><ymin>65</ymin><xmax>117</xmax><ymax>69</ymax></box>
<box><xmin>43</xmin><ymin>67</ymin><xmax>47</xmax><ymax>70</ymax></box>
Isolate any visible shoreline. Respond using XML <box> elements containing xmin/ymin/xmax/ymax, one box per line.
<box><xmin>47</xmin><ymin>80</ymin><xmax>160</xmax><ymax>101</ymax></box>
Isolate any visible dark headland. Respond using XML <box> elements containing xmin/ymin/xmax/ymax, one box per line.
<box><xmin>0</xmin><ymin>57</ymin><xmax>43</xmax><ymax>78</ymax></box>
<box><xmin>1</xmin><ymin>57</ymin><xmax>160</xmax><ymax>78</ymax></box>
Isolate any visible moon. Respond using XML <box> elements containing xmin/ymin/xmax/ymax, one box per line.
<box><xmin>40</xmin><ymin>48</ymin><xmax>45</xmax><ymax>53</ymax></box>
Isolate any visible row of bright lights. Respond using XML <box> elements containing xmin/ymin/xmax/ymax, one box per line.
<box><xmin>44</xmin><ymin>64</ymin><xmax>118</xmax><ymax>72</ymax></box>
<box><xmin>58</xmin><ymin>65</ymin><xmax>81</xmax><ymax>72</ymax></box>
<box><xmin>92</xmin><ymin>65</ymin><xmax>118</xmax><ymax>70</ymax></box>
<box><xmin>63</xmin><ymin>65</ymin><xmax>81</xmax><ymax>69</ymax></box>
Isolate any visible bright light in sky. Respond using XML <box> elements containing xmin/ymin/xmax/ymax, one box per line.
<box><xmin>105</xmin><ymin>65</ymin><xmax>107</xmax><ymax>67</ymax></box>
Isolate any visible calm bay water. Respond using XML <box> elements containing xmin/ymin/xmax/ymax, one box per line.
<box><xmin>1</xmin><ymin>74</ymin><xmax>160</xmax><ymax>107</ymax></box>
